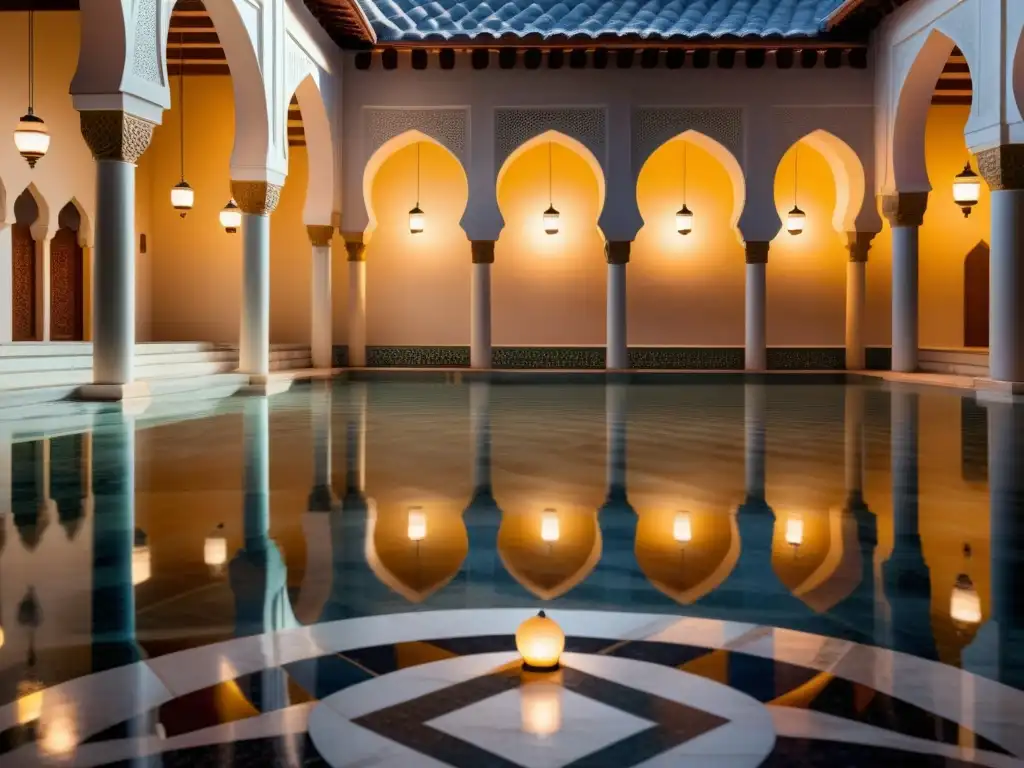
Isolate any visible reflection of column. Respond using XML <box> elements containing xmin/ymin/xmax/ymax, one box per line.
<box><xmin>744</xmin><ymin>383</ymin><xmax>766</xmax><ymax>500</ymax></box>
<box><xmin>345</xmin><ymin>382</ymin><xmax>367</xmax><ymax>498</ymax></box>
<box><xmin>309</xmin><ymin>381</ymin><xmax>335</xmax><ymax>511</ymax></box>
<box><xmin>882</xmin><ymin>193</ymin><xmax>927</xmax><ymax>373</ymax></box>
<box><xmin>465</xmin><ymin>381</ymin><xmax>500</xmax><ymax>585</ymax></box>
<box><xmin>605</xmin><ymin>242</ymin><xmax>629</xmax><ymax>370</ymax></box>
<box><xmin>470</xmin><ymin>242</ymin><xmax>493</xmax><ymax>369</ymax></box>
<box><xmin>979</xmin><ymin>147</ymin><xmax>1024</xmax><ymax>383</ymax></box>
<box><xmin>845</xmin><ymin>233</ymin><xmax>873</xmax><ymax>371</ymax></box>
<box><xmin>987</xmin><ymin>398</ymin><xmax>1024</xmax><ymax>689</ymax></box>
<box><xmin>844</xmin><ymin>386</ymin><xmax>865</xmax><ymax>503</ymax></box>
<box><xmin>344</xmin><ymin>235</ymin><xmax>367</xmax><ymax>367</ymax></box>
<box><xmin>308</xmin><ymin>225</ymin><xmax>335</xmax><ymax>370</ymax></box>
<box><xmin>234</xmin><ymin>181</ymin><xmax>281</xmax><ymax>377</ymax></box>
<box><xmin>80</xmin><ymin>111</ymin><xmax>154</xmax><ymax>390</ymax></box>
<box><xmin>243</xmin><ymin>397</ymin><xmax>270</xmax><ymax>550</ymax></box>
<box><xmin>470</xmin><ymin>381</ymin><xmax>491</xmax><ymax>494</ymax></box>
<box><xmin>744</xmin><ymin>242</ymin><xmax>768</xmax><ymax>371</ymax></box>
<box><xmin>605</xmin><ymin>382</ymin><xmax>627</xmax><ymax>501</ymax></box>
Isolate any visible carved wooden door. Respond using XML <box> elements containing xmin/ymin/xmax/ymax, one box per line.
<box><xmin>12</xmin><ymin>224</ymin><xmax>36</xmax><ymax>341</ymax></box>
<box><xmin>50</xmin><ymin>227</ymin><xmax>84</xmax><ymax>341</ymax></box>
<box><xmin>963</xmin><ymin>241</ymin><xmax>989</xmax><ymax>348</ymax></box>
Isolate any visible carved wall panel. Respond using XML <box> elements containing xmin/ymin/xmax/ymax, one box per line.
<box><xmin>12</xmin><ymin>224</ymin><xmax>36</xmax><ymax>341</ymax></box>
<box><xmin>50</xmin><ymin>227</ymin><xmax>84</xmax><ymax>341</ymax></box>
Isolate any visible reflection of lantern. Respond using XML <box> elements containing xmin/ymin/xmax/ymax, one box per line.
<box><xmin>516</xmin><ymin>610</ymin><xmax>565</xmax><ymax>671</ymax></box>
<box><xmin>407</xmin><ymin>507</ymin><xmax>427</xmax><ymax>542</ymax></box>
<box><xmin>540</xmin><ymin>509</ymin><xmax>560</xmax><ymax>542</ymax></box>
<box><xmin>521</xmin><ymin>681</ymin><xmax>562</xmax><ymax>737</ymax></box>
<box><xmin>785</xmin><ymin>516</ymin><xmax>804</xmax><ymax>548</ymax></box>
<box><xmin>17</xmin><ymin>680</ymin><xmax>43</xmax><ymax>724</ymax></box>
<box><xmin>40</xmin><ymin>714</ymin><xmax>77</xmax><ymax>756</ymax></box>
<box><xmin>673</xmin><ymin>511</ymin><xmax>692</xmax><ymax>544</ymax></box>
<box><xmin>950</xmin><ymin>574</ymin><xmax>982</xmax><ymax>627</ymax></box>
<box><xmin>132</xmin><ymin>529</ymin><xmax>151</xmax><ymax>586</ymax></box>
<box><xmin>953</xmin><ymin>162</ymin><xmax>981</xmax><ymax>218</ymax></box>
<box><xmin>204</xmin><ymin>523</ymin><xmax>227</xmax><ymax>571</ymax></box>
<box><xmin>220</xmin><ymin>199</ymin><xmax>241</xmax><ymax>233</ymax></box>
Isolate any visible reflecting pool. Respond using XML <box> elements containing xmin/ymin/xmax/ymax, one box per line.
<box><xmin>0</xmin><ymin>376</ymin><xmax>1021</xmax><ymax>766</ymax></box>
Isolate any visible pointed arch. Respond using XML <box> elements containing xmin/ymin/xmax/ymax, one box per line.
<box><xmin>290</xmin><ymin>74</ymin><xmax>335</xmax><ymax>226</ymax></box>
<box><xmin>497</xmin><ymin>130</ymin><xmax>606</xmax><ymax>218</ymax></box>
<box><xmin>14</xmin><ymin>184</ymin><xmax>50</xmax><ymax>235</ymax></box>
<box><xmin>797</xmin><ymin>130</ymin><xmax>868</xmax><ymax>234</ymax></box>
<box><xmin>58</xmin><ymin>197</ymin><xmax>93</xmax><ymax>248</ymax></box>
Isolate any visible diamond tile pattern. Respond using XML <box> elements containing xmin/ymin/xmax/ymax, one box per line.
<box><xmin>356</xmin><ymin>0</ymin><xmax>848</xmax><ymax>42</ymax></box>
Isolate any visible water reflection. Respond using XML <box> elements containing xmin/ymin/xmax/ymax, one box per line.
<box><xmin>0</xmin><ymin>377</ymin><xmax>1022</xmax><ymax>698</ymax></box>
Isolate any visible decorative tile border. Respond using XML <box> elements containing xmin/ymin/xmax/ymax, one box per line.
<box><xmin>493</xmin><ymin>346</ymin><xmax>606</xmax><ymax>369</ymax></box>
<box><xmin>368</xmin><ymin>346</ymin><xmax>470</xmax><ymax>367</ymax></box>
<box><xmin>629</xmin><ymin>347</ymin><xmax>743</xmax><ymax>369</ymax></box>
<box><xmin>767</xmin><ymin>347</ymin><xmax>845</xmax><ymax>370</ymax></box>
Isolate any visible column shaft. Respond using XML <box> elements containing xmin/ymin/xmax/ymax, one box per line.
<box><xmin>240</xmin><ymin>213</ymin><xmax>271</xmax><ymax>375</ymax></box>
<box><xmin>846</xmin><ymin>260</ymin><xmax>866</xmax><ymax>370</ymax></box>
<box><xmin>311</xmin><ymin>244</ymin><xmax>333</xmax><ymax>369</ymax></box>
<box><xmin>891</xmin><ymin>226</ymin><xmax>919</xmax><ymax>373</ymax></box>
<box><xmin>606</xmin><ymin>264</ymin><xmax>627</xmax><ymax>369</ymax></box>
<box><xmin>345</xmin><ymin>237</ymin><xmax>367</xmax><ymax>368</ymax></box>
<box><xmin>989</xmin><ymin>190</ymin><xmax>1024</xmax><ymax>382</ymax></box>
<box><xmin>471</xmin><ymin>241</ymin><xmax>494</xmax><ymax>369</ymax></box>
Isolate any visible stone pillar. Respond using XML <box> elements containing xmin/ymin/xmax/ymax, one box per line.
<box><xmin>745</xmin><ymin>242</ymin><xmax>769</xmax><ymax>371</ymax></box>
<box><xmin>308</xmin><ymin>224</ymin><xmax>334</xmax><ymax>370</ymax></box>
<box><xmin>471</xmin><ymin>241</ymin><xmax>494</xmax><ymax>369</ymax></box>
<box><xmin>233</xmin><ymin>181</ymin><xmax>281</xmax><ymax>378</ymax></box>
<box><xmin>344</xmin><ymin>234</ymin><xmax>367</xmax><ymax>368</ymax></box>
<box><xmin>845</xmin><ymin>233</ymin><xmax>873</xmax><ymax>371</ymax></box>
<box><xmin>605</xmin><ymin>241</ymin><xmax>630</xmax><ymax>370</ymax></box>
<box><xmin>882</xmin><ymin>192</ymin><xmax>928</xmax><ymax>373</ymax></box>
<box><xmin>309</xmin><ymin>380</ymin><xmax>335</xmax><ymax>511</ymax></box>
<box><xmin>80</xmin><ymin>111</ymin><xmax>154</xmax><ymax>398</ymax></box>
<box><xmin>978</xmin><ymin>146</ymin><xmax>1024</xmax><ymax>384</ymax></box>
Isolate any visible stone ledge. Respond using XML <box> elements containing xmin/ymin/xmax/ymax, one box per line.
<box><xmin>77</xmin><ymin>381</ymin><xmax>152</xmax><ymax>406</ymax></box>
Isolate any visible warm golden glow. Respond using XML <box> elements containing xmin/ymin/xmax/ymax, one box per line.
<box><xmin>515</xmin><ymin>610</ymin><xmax>565</xmax><ymax>671</ymax></box>
<box><xmin>14</xmin><ymin>113</ymin><xmax>50</xmax><ymax>167</ymax></box>
<box><xmin>543</xmin><ymin>206</ymin><xmax>560</xmax><ymax>235</ymax></box>
<box><xmin>407</xmin><ymin>506</ymin><xmax>427</xmax><ymax>542</ymax></box>
<box><xmin>673</xmin><ymin>511</ymin><xmax>693</xmax><ymax>544</ymax></box>
<box><xmin>408</xmin><ymin>205</ymin><xmax>425</xmax><ymax>234</ymax></box>
<box><xmin>520</xmin><ymin>681</ymin><xmax>562</xmax><ymax>737</ymax></box>
<box><xmin>219</xmin><ymin>199</ymin><xmax>241</xmax><ymax>233</ymax></box>
<box><xmin>950</xmin><ymin>574</ymin><xmax>982</xmax><ymax>626</ymax></box>
<box><xmin>540</xmin><ymin>509</ymin><xmax>560</xmax><ymax>542</ymax></box>
<box><xmin>675</xmin><ymin>205</ymin><xmax>693</xmax><ymax>236</ymax></box>
<box><xmin>786</xmin><ymin>206</ymin><xmax>806</xmax><ymax>236</ymax></box>
<box><xmin>40</xmin><ymin>714</ymin><xmax>78</xmax><ymax>757</ymax></box>
<box><xmin>785</xmin><ymin>516</ymin><xmax>804</xmax><ymax>547</ymax></box>
<box><xmin>132</xmin><ymin>544</ymin><xmax>152</xmax><ymax>585</ymax></box>
<box><xmin>171</xmin><ymin>181</ymin><xmax>195</xmax><ymax>216</ymax></box>
<box><xmin>204</xmin><ymin>533</ymin><xmax>227</xmax><ymax>569</ymax></box>
<box><xmin>952</xmin><ymin>162</ymin><xmax>980</xmax><ymax>218</ymax></box>
<box><xmin>17</xmin><ymin>682</ymin><xmax>43</xmax><ymax>724</ymax></box>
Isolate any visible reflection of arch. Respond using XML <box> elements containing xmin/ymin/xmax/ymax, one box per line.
<box><xmin>638</xmin><ymin>132</ymin><xmax>745</xmax><ymax>239</ymax></box>
<box><xmin>787</xmin><ymin>506</ymin><xmax>862</xmax><ymax>613</ymax></box>
<box><xmin>497</xmin><ymin>130</ymin><xmax>606</xmax><ymax>215</ymax></box>
<box><xmin>798</xmin><ymin>130</ymin><xmax>868</xmax><ymax>233</ymax></box>
<box><xmin>964</xmin><ymin>241</ymin><xmax>990</xmax><ymax>348</ymax></box>
<box><xmin>893</xmin><ymin>29</ymin><xmax>968</xmax><ymax>192</ymax></box>
<box><xmin>361</xmin><ymin>129</ymin><xmax>469</xmax><ymax>240</ymax></box>
<box><xmin>51</xmin><ymin>202</ymin><xmax>86</xmax><ymax>341</ymax></box>
<box><xmin>291</xmin><ymin>75</ymin><xmax>334</xmax><ymax>226</ymax></box>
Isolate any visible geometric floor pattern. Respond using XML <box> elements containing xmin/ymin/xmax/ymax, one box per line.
<box><xmin>0</xmin><ymin>610</ymin><xmax>1020</xmax><ymax>767</ymax></box>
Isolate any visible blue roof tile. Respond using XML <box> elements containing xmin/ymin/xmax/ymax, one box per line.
<box><xmin>356</xmin><ymin>0</ymin><xmax>847</xmax><ymax>40</ymax></box>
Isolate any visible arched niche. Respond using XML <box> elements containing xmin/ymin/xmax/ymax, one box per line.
<box><xmin>50</xmin><ymin>201</ymin><xmax>87</xmax><ymax>341</ymax></box>
<box><xmin>12</xmin><ymin>186</ymin><xmax>48</xmax><ymax>342</ymax></box>
<box><xmin>290</xmin><ymin>74</ymin><xmax>334</xmax><ymax>227</ymax></box>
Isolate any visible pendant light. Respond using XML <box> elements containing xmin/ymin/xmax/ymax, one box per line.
<box><xmin>675</xmin><ymin>141</ymin><xmax>693</xmax><ymax>235</ymax></box>
<box><xmin>543</xmin><ymin>141</ymin><xmax>560</xmax><ymax>235</ymax></box>
<box><xmin>953</xmin><ymin>160</ymin><xmax>980</xmax><ymax>218</ymax></box>
<box><xmin>408</xmin><ymin>142</ymin><xmax>425</xmax><ymax>234</ymax></box>
<box><xmin>220</xmin><ymin>198</ymin><xmax>241</xmax><ymax>233</ymax></box>
<box><xmin>786</xmin><ymin>145</ymin><xmax>806</xmax><ymax>236</ymax></box>
<box><xmin>170</xmin><ymin>33</ymin><xmax>194</xmax><ymax>217</ymax></box>
<box><xmin>950</xmin><ymin>543</ymin><xmax>981</xmax><ymax>629</ymax></box>
<box><xmin>14</xmin><ymin>6</ymin><xmax>50</xmax><ymax>168</ymax></box>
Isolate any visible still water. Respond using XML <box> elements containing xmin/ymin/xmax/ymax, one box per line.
<box><xmin>0</xmin><ymin>376</ymin><xmax>1021</xmax><ymax>765</ymax></box>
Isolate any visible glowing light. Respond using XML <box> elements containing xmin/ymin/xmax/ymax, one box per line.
<box><xmin>673</xmin><ymin>511</ymin><xmax>692</xmax><ymax>544</ymax></box>
<box><xmin>204</xmin><ymin>523</ymin><xmax>227</xmax><ymax>570</ymax></box>
<box><xmin>515</xmin><ymin>610</ymin><xmax>565</xmax><ymax>671</ymax></box>
<box><xmin>132</xmin><ymin>544</ymin><xmax>152</xmax><ymax>585</ymax></box>
<box><xmin>786</xmin><ymin>206</ymin><xmax>806</xmax><ymax>236</ymax></box>
<box><xmin>520</xmin><ymin>682</ymin><xmax>562</xmax><ymax>737</ymax></box>
<box><xmin>408</xmin><ymin>205</ymin><xmax>425</xmax><ymax>234</ymax></box>
<box><xmin>540</xmin><ymin>509</ymin><xmax>560</xmax><ymax>542</ymax></box>
<box><xmin>220</xmin><ymin>199</ymin><xmax>241</xmax><ymax>233</ymax></box>
<box><xmin>950</xmin><ymin>574</ymin><xmax>982</xmax><ymax>627</ymax></box>
<box><xmin>953</xmin><ymin>162</ymin><xmax>981</xmax><ymax>218</ymax></box>
<box><xmin>785</xmin><ymin>516</ymin><xmax>804</xmax><ymax>548</ymax></box>
<box><xmin>170</xmin><ymin>181</ymin><xmax>194</xmax><ymax>217</ymax></box>
<box><xmin>16</xmin><ymin>682</ymin><xmax>43</xmax><ymax>724</ymax></box>
<box><xmin>407</xmin><ymin>507</ymin><xmax>427</xmax><ymax>542</ymax></box>
<box><xmin>675</xmin><ymin>205</ymin><xmax>693</xmax><ymax>236</ymax></box>
<box><xmin>40</xmin><ymin>714</ymin><xmax>77</xmax><ymax>757</ymax></box>
<box><xmin>14</xmin><ymin>113</ymin><xmax>49</xmax><ymax>167</ymax></box>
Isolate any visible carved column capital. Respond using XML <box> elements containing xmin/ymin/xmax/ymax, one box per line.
<box><xmin>343</xmin><ymin>233</ymin><xmax>366</xmax><ymax>262</ymax></box>
<box><xmin>977</xmin><ymin>144</ymin><xmax>1024</xmax><ymax>191</ymax></box>
<box><xmin>745</xmin><ymin>241</ymin><xmax>769</xmax><ymax>265</ymax></box>
<box><xmin>230</xmin><ymin>181</ymin><xmax>282</xmax><ymax>215</ymax></box>
<box><xmin>471</xmin><ymin>241</ymin><xmax>495</xmax><ymax>264</ymax></box>
<box><xmin>846</xmin><ymin>232</ymin><xmax>875</xmax><ymax>263</ymax></box>
<box><xmin>605</xmin><ymin>241</ymin><xmax>631</xmax><ymax>265</ymax></box>
<box><xmin>881</xmin><ymin>191</ymin><xmax>928</xmax><ymax>228</ymax></box>
<box><xmin>307</xmin><ymin>225</ymin><xmax>335</xmax><ymax>247</ymax></box>
<box><xmin>80</xmin><ymin>110</ymin><xmax>154</xmax><ymax>163</ymax></box>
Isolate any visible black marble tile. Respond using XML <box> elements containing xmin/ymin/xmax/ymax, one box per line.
<box><xmin>763</xmin><ymin>735</ymin><xmax>998</xmax><ymax>767</ymax></box>
<box><xmin>282</xmin><ymin>653</ymin><xmax>374</xmax><ymax>700</ymax></box>
<box><xmin>97</xmin><ymin>734</ymin><xmax>329</xmax><ymax>767</ymax></box>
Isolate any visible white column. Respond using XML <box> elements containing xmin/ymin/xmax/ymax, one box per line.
<box><xmin>233</xmin><ymin>182</ymin><xmax>280</xmax><ymax>378</ymax></box>
<box><xmin>845</xmin><ymin>233</ymin><xmax>872</xmax><ymax>371</ymax></box>
<box><xmin>883</xmin><ymin>193</ymin><xmax>927</xmax><ymax>374</ymax></box>
<box><xmin>988</xmin><ymin>188</ymin><xmax>1024</xmax><ymax>383</ymax></box>
<box><xmin>0</xmin><ymin>224</ymin><xmax>12</xmax><ymax>344</ymax></box>
<box><xmin>745</xmin><ymin>242</ymin><xmax>768</xmax><ymax>371</ymax></box>
<box><xmin>308</xmin><ymin>225</ymin><xmax>334</xmax><ymax>370</ymax></box>
<box><xmin>605</xmin><ymin>242</ymin><xmax>629</xmax><ymax>370</ymax></box>
<box><xmin>345</xmin><ymin>237</ymin><xmax>367</xmax><ymax>367</ymax></box>
<box><xmin>471</xmin><ymin>241</ymin><xmax>493</xmax><ymax>369</ymax></box>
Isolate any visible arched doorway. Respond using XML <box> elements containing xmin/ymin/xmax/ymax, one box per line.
<box><xmin>963</xmin><ymin>241</ymin><xmax>989</xmax><ymax>348</ymax></box>
<box><xmin>12</xmin><ymin>188</ymin><xmax>42</xmax><ymax>341</ymax></box>
<box><xmin>50</xmin><ymin>202</ymin><xmax>85</xmax><ymax>341</ymax></box>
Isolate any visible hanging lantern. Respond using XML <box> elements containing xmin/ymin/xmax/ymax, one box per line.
<box><xmin>785</xmin><ymin>515</ymin><xmax>804</xmax><ymax>548</ymax></box>
<box><xmin>204</xmin><ymin>523</ymin><xmax>227</xmax><ymax>571</ymax></box>
<box><xmin>950</xmin><ymin>574</ymin><xmax>982</xmax><ymax>628</ymax></box>
<box><xmin>409</xmin><ymin>142</ymin><xmax>426</xmax><ymax>234</ymax></box>
<box><xmin>515</xmin><ymin>610</ymin><xmax>564</xmax><ymax>671</ymax></box>
<box><xmin>786</xmin><ymin>205</ymin><xmax>806</xmax><ymax>236</ymax></box>
<box><xmin>407</xmin><ymin>506</ymin><xmax>427</xmax><ymax>542</ymax></box>
<box><xmin>540</xmin><ymin>508</ymin><xmax>560</xmax><ymax>543</ymax></box>
<box><xmin>170</xmin><ymin>34</ymin><xmax>194</xmax><ymax>217</ymax></box>
<box><xmin>171</xmin><ymin>181</ymin><xmax>194</xmax><ymax>217</ymax></box>
<box><xmin>676</xmin><ymin>205</ymin><xmax>693</xmax><ymax>236</ymax></box>
<box><xmin>673</xmin><ymin>511</ymin><xmax>692</xmax><ymax>544</ymax></box>
<box><xmin>14</xmin><ymin>11</ymin><xmax>48</xmax><ymax>168</ymax></box>
<box><xmin>543</xmin><ymin>141</ymin><xmax>560</xmax><ymax>235</ymax></box>
<box><xmin>953</xmin><ymin>162</ymin><xmax>980</xmax><ymax>218</ymax></box>
<box><xmin>220</xmin><ymin>199</ymin><xmax>241</xmax><ymax>233</ymax></box>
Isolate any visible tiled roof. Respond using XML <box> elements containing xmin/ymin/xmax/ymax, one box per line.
<box><xmin>356</xmin><ymin>0</ymin><xmax>849</xmax><ymax>42</ymax></box>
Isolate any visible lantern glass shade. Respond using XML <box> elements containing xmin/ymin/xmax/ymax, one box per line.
<box><xmin>220</xmin><ymin>199</ymin><xmax>241</xmax><ymax>233</ymax></box>
<box><xmin>407</xmin><ymin>507</ymin><xmax>427</xmax><ymax>542</ymax></box>
<box><xmin>950</xmin><ymin>574</ymin><xmax>982</xmax><ymax>626</ymax></box>
<box><xmin>953</xmin><ymin>163</ymin><xmax>981</xmax><ymax>217</ymax></box>
<box><xmin>0</xmin><ymin>624</ymin><xmax>4</xmax><ymax>651</ymax></box>
<box><xmin>785</xmin><ymin>516</ymin><xmax>804</xmax><ymax>547</ymax></box>
<box><xmin>171</xmin><ymin>181</ymin><xmax>194</xmax><ymax>216</ymax></box>
<box><xmin>520</xmin><ymin>682</ymin><xmax>562</xmax><ymax>737</ymax></box>
<box><xmin>676</xmin><ymin>205</ymin><xmax>693</xmax><ymax>235</ymax></box>
<box><xmin>204</xmin><ymin>534</ymin><xmax>227</xmax><ymax>568</ymax></box>
<box><xmin>673</xmin><ymin>511</ymin><xmax>693</xmax><ymax>544</ymax></box>
<box><xmin>540</xmin><ymin>508</ymin><xmax>560</xmax><ymax>542</ymax></box>
<box><xmin>786</xmin><ymin>206</ymin><xmax>806</xmax><ymax>236</ymax></box>
<box><xmin>543</xmin><ymin>205</ymin><xmax>560</xmax><ymax>235</ymax></box>
<box><xmin>132</xmin><ymin>544</ymin><xmax>152</xmax><ymax>585</ymax></box>
<box><xmin>515</xmin><ymin>610</ymin><xmax>565</xmax><ymax>671</ymax></box>
<box><xmin>14</xmin><ymin>113</ymin><xmax>49</xmax><ymax>167</ymax></box>
<box><xmin>409</xmin><ymin>205</ymin><xmax>425</xmax><ymax>234</ymax></box>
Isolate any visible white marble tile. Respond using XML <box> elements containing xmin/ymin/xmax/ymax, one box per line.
<box><xmin>644</xmin><ymin>617</ymin><xmax>757</xmax><ymax>650</ymax></box>
<box><xmin>633</xmin><ymin>722</ymin><xmax>775</xmax><ymax>768</ymax></box>
<box><xmin>309</xmin><ymin>704</ymin><xmax>450</xmax><ymax>768</ymax></box>
<box><xmin>429</xmin><ymin>688</ymin><xmax>651</xmax><ymax>768</ymax></box>
<box><xmin>731</xmin><ymin>627</ymin><xmax>854</xmax><ymax>672</ymax></box>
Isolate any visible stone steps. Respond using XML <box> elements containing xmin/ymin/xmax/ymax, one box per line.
<box><xmin>918</xmin><ymin>348</ymin><xmax>989</xmax><ymax>377</ymax></box>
